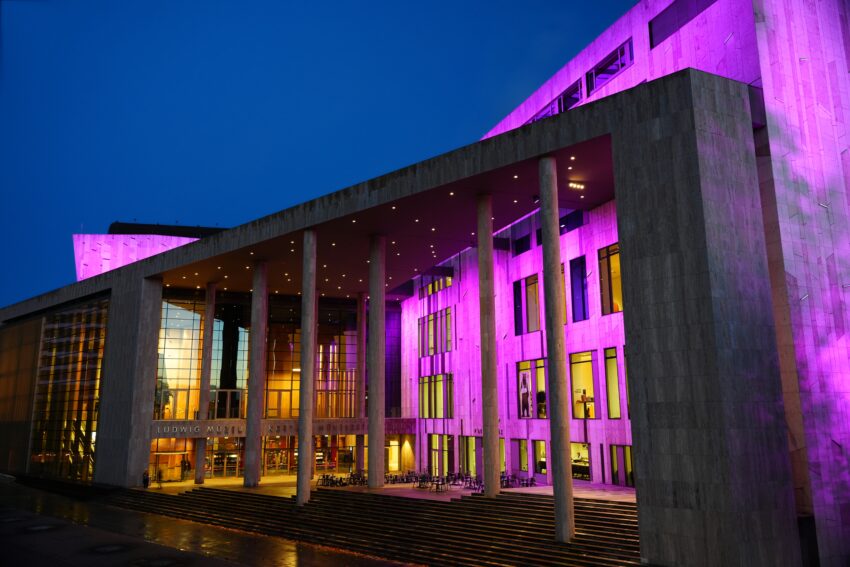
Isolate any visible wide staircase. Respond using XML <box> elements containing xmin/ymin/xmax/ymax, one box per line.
<box><xmin>106</xmin><ymin>487</ymin><xmax>640</xmax><ymax>566</ymax></box>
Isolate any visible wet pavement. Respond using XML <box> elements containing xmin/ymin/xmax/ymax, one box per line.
<box><xmin>0</xmin><ymin>480</ymin><xmax>410</xmax><ymax>566</ymax></box>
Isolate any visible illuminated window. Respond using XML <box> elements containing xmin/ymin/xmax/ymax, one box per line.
<box><xmin>571</xmin><ymin>442</ymin><xmax>591</xmax><ymax>480</ymax></box>
<box><xmin>418</xmin><ymin>374</ymin><xmax>454</xmax><ymax>418</ymax></box>
<box><xmin>650</xmin><ymin>0</ymin><xmax>719</xmax><ymax>48</ymax></box>
<box><xmin>419</xmin><ymin>275</ymin><xmax>453</xmax><ymax>298</ymax></box>
<box><xmin>156</xmin><ymin>294</ymin><xmax>205</xmax><ymax>420</ymax></box>
<box><xmin>513</xmin><ymin>275</ymin><xmax>540</xmax><ymax>335</ymax></box>
<box><xmin>586</xmin><ymin>39</ymin><xmax>633</xmax><ymax>94</ymax></box>
<box><xmin>599</xmin><ymin>243</ymin><xmax>623</xmax><ymax>315</ymax></box>
<box><xmin>519</xmin><ymin>439</ymin><xmax>528</xmax><ymax>472</ymax></box>
<box><xmin>605</xmin><ymin>347</ymin><xmax>621</xmax><ymax>419</ymax></box>
<box><xmin>418</xmin><ymin>307</ymin><xmax>452</xmax><ymax>357</ymax></box>
<box><xmin>517</xmin><ymin>359</ymin><xmax>546</xmax><ymax>419</ymax></box>
<box><xmin>533</xmin><ymin>440</ymin><xmax>547</xmax><ymax>474</ymax></box>
<box><xmin>610</xmin><ymin>444</ymin><xmax>634</xmax><ymax>486</ymax></box>
<box><xmin>570</xmin><ymin>351</ymin><xmax>596</xmax><ymax>419</ymax></box>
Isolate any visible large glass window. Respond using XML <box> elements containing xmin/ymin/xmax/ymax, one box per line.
<box><xmin>419</xmin><ymin>373</ymin><xmax>454</xmax><ymax>418</ymax></box>
<box><xmin>610</xmin><ymin>444</ymin><xmax>634</xmax><ymax>486</ymax></box>
<box><xmin>418</xmin><ymin>307</ymin><xmax>452</xmax><ymax>357</ymax></box>
<box><xmin>519</xmin><ymin>439</ymin><xmax>528</xmax><ymax>472</ymax></box>
<box><xmin>210</xmin><ymin>297</ymin><xmax>251</xmax><ymax>419</ymax></box>
<box><xmin>570</xmin><ymin>256</ymin><xmax>589</xmax><ymax>322</ymax></box>
<box><xmin>155</xmin><ymin>294</ymin><xmax>205</xmax><ymax>420</ymax></box>
<box><xmin>605</xmin><ymin>347</ymin><xmax>622</xmax><ymax>419</ymax></box>
<box><xmin>526</xmin><ymin>79</ymin><xmax>583</xmax><ymax>124</ymax></box>
<box><xmin>570</xmin><ymin>351</ymin><xmax>596</xmax><ymax>419</ymax></box>
<box><xmin>517</xmin><ymin>359</ymin><xmax>546</xmax><ymax>419</ymax></box>
<box><xmin>599</xmin><ymin>243</ymin><xmax>623</xmax><ymax>315</ymax></box>
<box><xmin>29</xmin><ymin>298</ymin><xmax>109</xmax><ymax>482</ymax></box>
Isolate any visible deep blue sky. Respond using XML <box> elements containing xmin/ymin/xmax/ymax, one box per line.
<box><xmin>0</xmin><ymin>0</ymin><xmax>635</xmax><ymax>308</ymax></box>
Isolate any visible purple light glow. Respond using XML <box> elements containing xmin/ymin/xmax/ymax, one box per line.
<box><xmin>402</xmin><ymin>201</ymin><xmax>627</xmax><ymax>481</ymax></box>
<box><xmin>484</xmin><ymin>0</ymin><xmax>759</xmax><ymax>138</ymax></box>
<box><xmin>73</xmin><ymin>234</ymin><xmax>198</xmax><ymax>281</ymax></box>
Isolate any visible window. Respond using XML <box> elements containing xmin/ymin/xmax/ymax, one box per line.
<box><xmin>512</xmin><ymin>234</ymin><xmax>531</xmax><ymax>256</ymax></box>
<box><xmin>533</xmin><ymin>440</ymin><xmax>547</xmax><ymax>474</ymax></box>
<box><xmin>513</xmin><ymin>275</ymin><xmax>540</xmax><ymax>334</ymax></box>
<box><xmin>649</xmin><ymin>0</ymin><xmax>719</xmax><ymax>48</ymax></box>
<box><xmin>419</xmin><ymin>276</ymin><xmax>453</xmax><ymax>298</ymax></box>
<box><xmin>418</xmin><ymin>374</ymin><xmax>454</xmax><ymax>418</ymax></box>
<box><xmin>605</xmin><ymin>347</ymin><xmax>621</xmax><ymax>419</ymax></box>
<box><xmin>519</xmin><ymin>439</ymin><xmax>528</xmax><ymax>472</ymax></box>
<box><xmin>599</xmin><ymin>243</ymin><xmax>623</xmax><ymax>315</ymax></box>
<box><xmin>526</xmin><ymin>79</ymin><xmax>583</xmax><ymax>125</ymax></box>
<box><xmin>571</xmin><ymin>442</ymin><xmax>591</xmax><ymax>481</ymax></box>
<box><xmin>418</xmin><ymin>307</ymin><xmax>452</xmax><ymax>357</ymax></box>
<box><xmin>560</xmin><ymin>210</ymin><xmax>584</xmax><ymax>233</ymax></box>
<box><xmin>517</xmin><ymin>359</ymin><xmax>546</xmax><ymax>419</ymax></box>
<box><xmin>570</xmin><ymin>256</ymin><xmax>589</xmax><ymax>322</ymax></box>
<box><xmin>610</xmin><ymin>444</ymin><xmax>634</xmax><ymax>486</ymax></box>
<box><xmin>570</xmin><ymin>351</ymin><xmax>596</xmax><ymax>419</ymax></box>
<box><xmin>586</xmin><ymin>39</ymin><xmax>633</xmax><ymax>94</ymax></box>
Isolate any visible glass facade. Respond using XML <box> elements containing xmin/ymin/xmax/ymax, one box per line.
<box><xmin>155</xmin><ymin>293</ymin><xmax>204</xmax><ymax>420</ymax></box>
<box><xmin>0</xmin><ymin>317</ymin><xmax>41</xmax><ymax>475</ymax></box>
<box><xmin>29</xmin><ymin>297</ymin><xmax>109</xmax><ymax>482</ymax></box>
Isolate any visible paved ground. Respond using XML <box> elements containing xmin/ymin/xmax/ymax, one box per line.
<box><xmin>0</xmin><ymin>480</ymin><xmax>408</xmax><ymax>566</ymax></box>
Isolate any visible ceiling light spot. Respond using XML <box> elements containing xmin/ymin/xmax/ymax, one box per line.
<box><xmin>568</xmin><ymin>182</ymin><xmax>585</xmax><ymax>190</ymax></box>
<box><xmin>513</xmin><ymin>175</ymin><xmax>518</xmax><ymax>179</ymax></box>
<box><xmin>570</xmin><ymin>156</ymin><xmax>576</xmax><ymax>160</ymax></box>
<box><xmin>449</xmin><ymin>191</ymin><xmax>455</xmax><ymax>196</ymax></box>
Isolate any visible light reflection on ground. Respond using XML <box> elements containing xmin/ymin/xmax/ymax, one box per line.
<box><xmin>0</xmin><ymin>481</ymin><xmax>409</xmax><ymax>567</ymax></box>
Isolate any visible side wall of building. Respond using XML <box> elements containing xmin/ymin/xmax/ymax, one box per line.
<box><xmin>753</xmin><ymin>1</ymin><xmax>850</xmax><ymax>564</ymax></box>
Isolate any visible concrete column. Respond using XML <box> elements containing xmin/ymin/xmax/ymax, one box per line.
<box><xmin>613</xmin><ymin>73</ymin><xmax>799</xmax><ymax>565</ymax></box>
<box><xmin>476</xmin><ymin>194</ymin><xmax>501</xmax><ymax>498</ymax></box>
<box><xmin>243</xmin><ymin>261</ymin><xmax>268</xmax><ymax>488</ymax></box>
<box><xmin>355</xmin><ymin>292</ymin><xmax>367</xmax><ymax>473</ymax></box>
<box><xmin>195</xmin><ymin>283</ymin><xmax>216</xmax><ymax>484</ymax></box>
<box><xmin>296</xmin><ymin>229</ymin><xmax>318</xmax><ymax>505</ymax></box>
<box><xmin>367</xmin><ymin>235</ymin><xmax>386</xmax><ymax>488</ymax></box>
<box><xmin>539</xmin><ymin>157</ymin><xmax>576</xmax><ymax>542</ymax></box>
<box><xmin>94</xmin><ymin>275</ymin><xmax>162</xmax><ymax>487</ymax></box>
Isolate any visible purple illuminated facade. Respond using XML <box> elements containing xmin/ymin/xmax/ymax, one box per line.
<box><xmin>73</xmin><ymin>233</ymin><xmax>198</xmax><ymax>281</ymax></box>
<box><xmin>1</xmin><ymin>0</ymin><xmax>849</xmax><ymax>565</ymax></box>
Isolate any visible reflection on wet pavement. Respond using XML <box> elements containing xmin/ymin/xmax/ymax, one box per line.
<box><xmin>0</xmin><ymin>482</ymin><xmax>409</xmax><ymax>567</ymax></box>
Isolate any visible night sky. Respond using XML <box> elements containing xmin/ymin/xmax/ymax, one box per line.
<box><xmin>0</xmin><ymin>0</ymin><xmax>636</xmax><ymax>308</ymax></box>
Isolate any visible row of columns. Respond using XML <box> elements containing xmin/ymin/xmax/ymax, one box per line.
<box><xmin>186</xmin><ymin>155</ymin><xmax>573</xmax><ymax>542</ymax></box>
<box><xmin>476</xmin><ymin>157</ymin><xmax>575</xmax><ymax>542</ymax></box>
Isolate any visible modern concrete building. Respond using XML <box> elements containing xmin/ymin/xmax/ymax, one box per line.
<box><xmin>1</xmin><ymin>0</ymin><xmax>848</xmax><ymax>564</ymax></box>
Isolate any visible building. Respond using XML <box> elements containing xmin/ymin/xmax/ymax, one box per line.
<box><xmin>1</xmin><ymin>0</ymin><xmax>848</xmax><ymax>565</ymax></box>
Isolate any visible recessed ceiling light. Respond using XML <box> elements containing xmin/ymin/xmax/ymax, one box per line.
<box><xmin>250</xmin><ymin>252</ymin><xmax>254</xmax><ymax>255</ymax></box>
<box><xmin>568</xmin><ymin>182</ymin><xmax>585</xmax><ymax>190</ymax></box>
<box><xmin>449</xmin><ymin>191</ymin><xmax>454</xmax><ymax>196</ymax></box>
<box><xmin>332</xmin><ymin>243</ymin><xmax>336</xmax><ymax>247</ymax></box>
<box><xmin>431</xmin><ymin>227</ymin><xmax>436</xmax><ymax>232</ymax></box>
<box><xmin>245</xmin><ymin>265</ymin><xmax>250</xmax><ymax>269</ymax></box>
<box><xmin>391</xmin><ymin>205</ymin><xmax>397</xmax><ymax>210</ymax></box>
<box><xmin>166</xmin><ymin>284</ymin><xmax>171</xmax><ymax>287</ymax></box>
<box><xmin>196</xmin><ymin>285</ymin><xmax>200</xmax><ymax>289</ymax></box>
<box><xmin>396</xmin><ymin>252</ymin><xmax>400</xmax><ymax>256</ymax></box>
<box><xmin>567</xmin><ymin>166</ymin><xmax>573</xmax><ymax>170</ymax></box>
<box><xmin>415</xmin><ymin>218</ymin><xmax>419</xmax><ymax>223</ymax></box>
<box><xmin>224</xmin><ymin>275</ymin><xmax>229</xmax><ymax>279</ymax></box>
<box><xmin>352</xmin><ymin>219</ymin><xmax>356</xmax><ymax>223</ymax></box>
<box><xmin>513</xmin><ymin>175</ymin><xmax>518</xmax><ymax>179</ymax></box>
<box><xmin>182</xmin><ymin>276</ymin><xmax>186</xmax><ymax>279</ymax></box>
<box><xmin>217</xmin><ymin>266</ymin><xmax>221</xmax><ymax>269</ymax></box>
<box><xmin>323</xmin><ymin>264</ymin><xmax>327</xmax><ymax>268</ymax></box>
<box><xmin>570</xmin><ymin>156</ymin><xmax>575</xmax><ymax>160</ymax></box>
<box><xmin>513</xmin><ymin>199</ymin><xmax>518</xmax><ymax>204</ymax></box>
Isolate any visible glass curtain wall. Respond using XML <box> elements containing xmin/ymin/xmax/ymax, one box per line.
<box><xmin>155</xmin><ymin>291</ymin><xmax>204</xmax><ymax>420</ymax></box>
<box><xmin>29</xmin><ymin>297</ymin><xmax>109</xmax><ymax>482</ymax></box>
